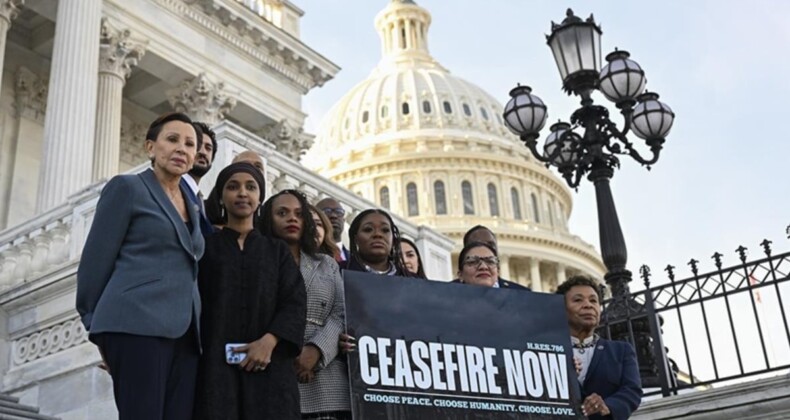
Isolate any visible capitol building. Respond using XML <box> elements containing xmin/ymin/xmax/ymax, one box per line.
<box><xmin>0</xmin><ymin>0</ymin><xmax>602</xmax><ymax>418</ymax></box>
<box><xmin>304</xmin><ymin>0</ymin><xmax>604</xmax><ymax>287</ymax></box>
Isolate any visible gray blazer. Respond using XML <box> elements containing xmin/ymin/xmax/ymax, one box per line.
<box><xmin>298</xmin><ymin>252</ymin><xmax>350</xmax><ymax>413</ymax></box>
<box><xmin>76</xmin><ymin>169</ymin><xmax>205</xmax><ymax>340</ymax></box>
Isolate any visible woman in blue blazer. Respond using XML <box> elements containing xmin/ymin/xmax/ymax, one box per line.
<box><xmin>557</xmin><ymin>276</ymin><xmax>643</xmax><ymax>420</ymax></box>
<box><xmin>76</xmin><ymin>112</ymin><xmax>204</xmax><ymax>420</ymax></box>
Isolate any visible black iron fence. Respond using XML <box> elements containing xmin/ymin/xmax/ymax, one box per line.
<box><xmin>598</xmin><ymin>230</ymin><xmax>790</xmax><ymax>397</ymax></box>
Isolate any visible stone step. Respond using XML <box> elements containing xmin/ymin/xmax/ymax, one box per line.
<box><xmin>0</xmin><ymin>394</ymin><xmax>58</xmax><ymax>420</ymax></box>
<box><xmin>0</xmin><ymin>407</ymin><xmax>59</xmax><ymax>420</ymax></box>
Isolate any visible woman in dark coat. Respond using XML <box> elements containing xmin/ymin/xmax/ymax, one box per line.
<box><xmin>194</xmin><ymin>162</ymin><xmax>307</xmax><ymax>420</ymax></box>
<box><xmin>260</xmin><ymin>191</ymin><xmax>351</xmax><ymax>420</ymax></box>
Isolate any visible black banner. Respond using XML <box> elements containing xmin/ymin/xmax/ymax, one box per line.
<box><xmin>344</xmin><ymin>271</ymin><xmax>584</xmax><ymax>419</ymax></box>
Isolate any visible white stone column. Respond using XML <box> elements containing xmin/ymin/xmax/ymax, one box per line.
<box><xmin>92</xmin><ymin>18</ymin><xmax>147</xmax><ymax>181</ymax></box>
<box><xmin>499</xmin><ymin>254</ymin><xmax>511</xmax><ymax>281</ymax></box>
<box><xmin>37</xmin><ymin>0</ymin><xmax>102</xmax><ymax>212</ymax></box>
<box><xmin>530</xmin><ymin>257</ymin><xmax>543</xmax><ymax>292</ymax></box>
<box><xmin>0</xmin><ymin>1</ymin><xmax>23</xmax><ymax>95</ymax></box>
<box><xmin>167</xmin><ymin>73</ymin><xmax>237</xmax><ymax>126</ymax></box>
<box><xmin>556</xmin><ymin>263</ymin><xmax>567</xmax><ymax>286</ymax></box>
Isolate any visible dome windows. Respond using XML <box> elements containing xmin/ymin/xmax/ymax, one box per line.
<box><xmin>443</xmin><ymin>101</ymin><xmax>452</xmax><ymax>114</ymax></box>
<box><xmin>462</xmin><ymin>103</ymin><xmax>472</xmax><ymax>116</ymax></box>
<box><xmin>434</xmin><ymin>180</ymin><xmax>447</xmax><ymax>215</ymax></box>
<box><xmin>381</xmin><ymin>105</ymin><xmax>388</xmax><ymax>118</ymax></box>
<box><xmin>402</xmin><ymin>102</ymin><xmax>410</xmax><ymax>115</ymax></box>
<box><xmin>422</xmin><ymin>100</ymin><xmax>432</xmax><ymax>114</ymax></box>
<box><xmin>480</xmin><ymin>107</ymin><xmax>489</xmax><ymax>120</ymax></box>
<box><xmin>531</xmin><ymin>193</ymin><xmax>541</xmax><ymax>223</ymax></box>
<box><xmin>407</xmin><ymin>183</ymin><xmax>419</xmax><ymax>216</ymax></box>
<box><xmin>380</xmin><ymin>186</ymin><xmax>390</xmax><ymax>210</ymax></box>
<box><xmin>462</xmin><ymin>181</ymin><xmax>475</xmax><ymax>215</ymax></box>
<box><xmin>362</xmin><ymin>110</ymin><xmax>369</xmax><ymax>123</ymax></box>
<box><xmin>511</xmin><ymin>187</ymin><xmax>522</xmax><ymax>220</ymax></box>
<box><xmin>487</xmin><ymin>183</ymin><xmax>499</xmax><ymax>217</ymax></box>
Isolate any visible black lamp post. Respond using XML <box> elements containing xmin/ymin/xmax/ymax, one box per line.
<box><xmin>503</xmin><ymin>9</ymin><xmax>676</xmax><ymax>388</ymax></box>
<box><xmin>503</xmin><ymin>9</ymin><xmax>675</xmax><ymax>298</ymax></box>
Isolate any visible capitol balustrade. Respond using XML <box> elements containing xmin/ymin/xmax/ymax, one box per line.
<box><xmin>0</xmin><ymin>120</ymin><xmax>454</xmax><ymax>392</ymax></box>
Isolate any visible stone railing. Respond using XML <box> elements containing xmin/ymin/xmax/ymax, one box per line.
<box><xmin>11</xmin><ymin>315</ymin><xmax>87</xmax><ymax>368</ymax></box>
<box><xmin>0</xmin><ymin>182</ymin><xmax>105</xmax><ymax>293</ymax></box>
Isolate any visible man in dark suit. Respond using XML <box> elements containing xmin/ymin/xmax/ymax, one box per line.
<box><xmin>316</xmin><ymin>196</ymin><xmax>351</xmax><ymax>263</ymax></box>
<box><xmin>462</xmin><ymin>225</ymin><xmax>528</xmax><ymax>289</ymax></box>
<box><xmin>181</xmin><ymin>121</ymin><xmax>216</xmax><ymax>235</ymax></box>
<box><xmin>557</xmin><ymin>275</ymin><xmax>642</xmax><ymax>419</ymax></box>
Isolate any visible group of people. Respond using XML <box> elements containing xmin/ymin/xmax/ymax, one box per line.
<box><xmin>75</xmin><ymin>112</ymin><xmax>642</xmax><ymax>420</ymax></box>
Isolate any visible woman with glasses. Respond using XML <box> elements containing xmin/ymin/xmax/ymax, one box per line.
<box><xmin>316</xmin><ymin>197</ymin><xmax>350</xmax><ymax>262</ymax></box>
<box><xmin>456</xmin><ymin>241</ymin><xmax>501</xmax><ymax>287</ymax></box>
<box><xmin>260</xmin><ymin>191</ymin><xmax>351</xmax><ymax>420</ymax></box>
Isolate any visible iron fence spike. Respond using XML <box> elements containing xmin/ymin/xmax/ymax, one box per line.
<box><xmin>664</xmin><ymin>264</ymin><xmax>675</xmax><ymax>282</ymax></box>
<box><xmin>689</xmin><ymin>258</ymin><xmax>700</xmax><ymax>276</ymax></box>
<box><xmin>736</xmin><ymin>245</ymin><xmax>748</xmax><ymax>263</ymax></box>
<box><xmin>711</xmin><ymin>253</ymin><xmax>723</xmax><ymax>269</ymax></box>
<box><xmin>761</xmin><ymin>239</ymin><xmax>772</xmax><ymax>256</ymax></box>
<box><xmin>639</xmin><ymin>265</ymin><xmax>651</xmax><ymax>287</ymax></box>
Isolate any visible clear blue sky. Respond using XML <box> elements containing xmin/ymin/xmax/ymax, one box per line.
<box><xmin>299</xmin><ymin>0</ymin><xmax>790</xmax><ymax>287</ymax></box>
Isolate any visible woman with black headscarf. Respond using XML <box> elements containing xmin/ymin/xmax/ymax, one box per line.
<box><xmin>194</xmin><ymin>162</ymin><xmax>306</xmax><ymax>420</ymax></box>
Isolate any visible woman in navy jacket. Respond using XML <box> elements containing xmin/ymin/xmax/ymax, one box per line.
<box><xmin>557</xmin><ymin>276</ymin><xmax>643</xmax><ymax>420</ymax></box>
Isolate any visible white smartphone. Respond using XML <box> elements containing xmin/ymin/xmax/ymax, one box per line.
<box><xmin>225</xmin><ymin>343</ymin><xmax>247</xmax><ymax>365</ymax></box>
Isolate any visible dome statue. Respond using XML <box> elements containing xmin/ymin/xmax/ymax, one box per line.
<box><xmin>305</xmin><ymin>0</ymin><xmax>604</xmax><ymax>289</ymax></box>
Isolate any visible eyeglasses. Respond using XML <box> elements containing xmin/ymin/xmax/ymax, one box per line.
<box><xmin>462</xmin><ymin>256</ymin><xmax>499</xmax><ymax>268</ymax></box>
<box><xmin>321</xmin><ymin>207</ymin><xmax>346</xmax><ymax>217</ymax></box>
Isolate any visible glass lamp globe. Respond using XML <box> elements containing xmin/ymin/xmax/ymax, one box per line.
<box><xmin>503</xmin><ymin>85</ymin><xmax>548</xmax><ymax>138</ymax></box>
<box><xmin>631</xmin><ymin>92</ymin><xmax>675</xmax><ymax>141</ymax></box>
<box><xmin>599</xmin><ymin>50</ymin><xmax>646</xmax><ymax>106</ymax></box>
<box><xmin>543</xmin><ymin>122</ymin><xmax>580</xmax><ymax>167</ymax></box>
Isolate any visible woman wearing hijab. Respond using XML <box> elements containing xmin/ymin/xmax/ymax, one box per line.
<box><xmin>194</xmin><ymin>163</ymin><xmax>306</xmax><ymax>420</ymax></box>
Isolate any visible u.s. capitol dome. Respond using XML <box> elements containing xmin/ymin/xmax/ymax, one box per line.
<box><xmin>304</xmin><ymin>0</ymin><xmax>604</xmax><ymax>287</ymax></box>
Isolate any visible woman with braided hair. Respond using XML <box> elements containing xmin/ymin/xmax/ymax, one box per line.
<box><xmin>339</xmin><ymin>209</ymin><xmax>413</xmax><ymax>354</ymax></box>
<box><xmin>343</xmin><ymin>208</ymin><xmax>411</xmax><ymax>276</ymax></box>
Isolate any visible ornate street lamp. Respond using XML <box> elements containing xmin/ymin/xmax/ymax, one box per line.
<box><xmin>503</xmin><ymin>8</ymin><xmax>676</xmax><ymax>388</ymax></box>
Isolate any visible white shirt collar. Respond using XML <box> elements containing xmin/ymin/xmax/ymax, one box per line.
<box><xmin>182</xmin><ymin>174</ymin><xmax>200</xmax><ymax>195</ymax></box>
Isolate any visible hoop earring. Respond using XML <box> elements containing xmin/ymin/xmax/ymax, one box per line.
<box><xmin>220</xmin><ymin>203</ymin><xmax>225</xmax><ymax>219</ymax></box>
